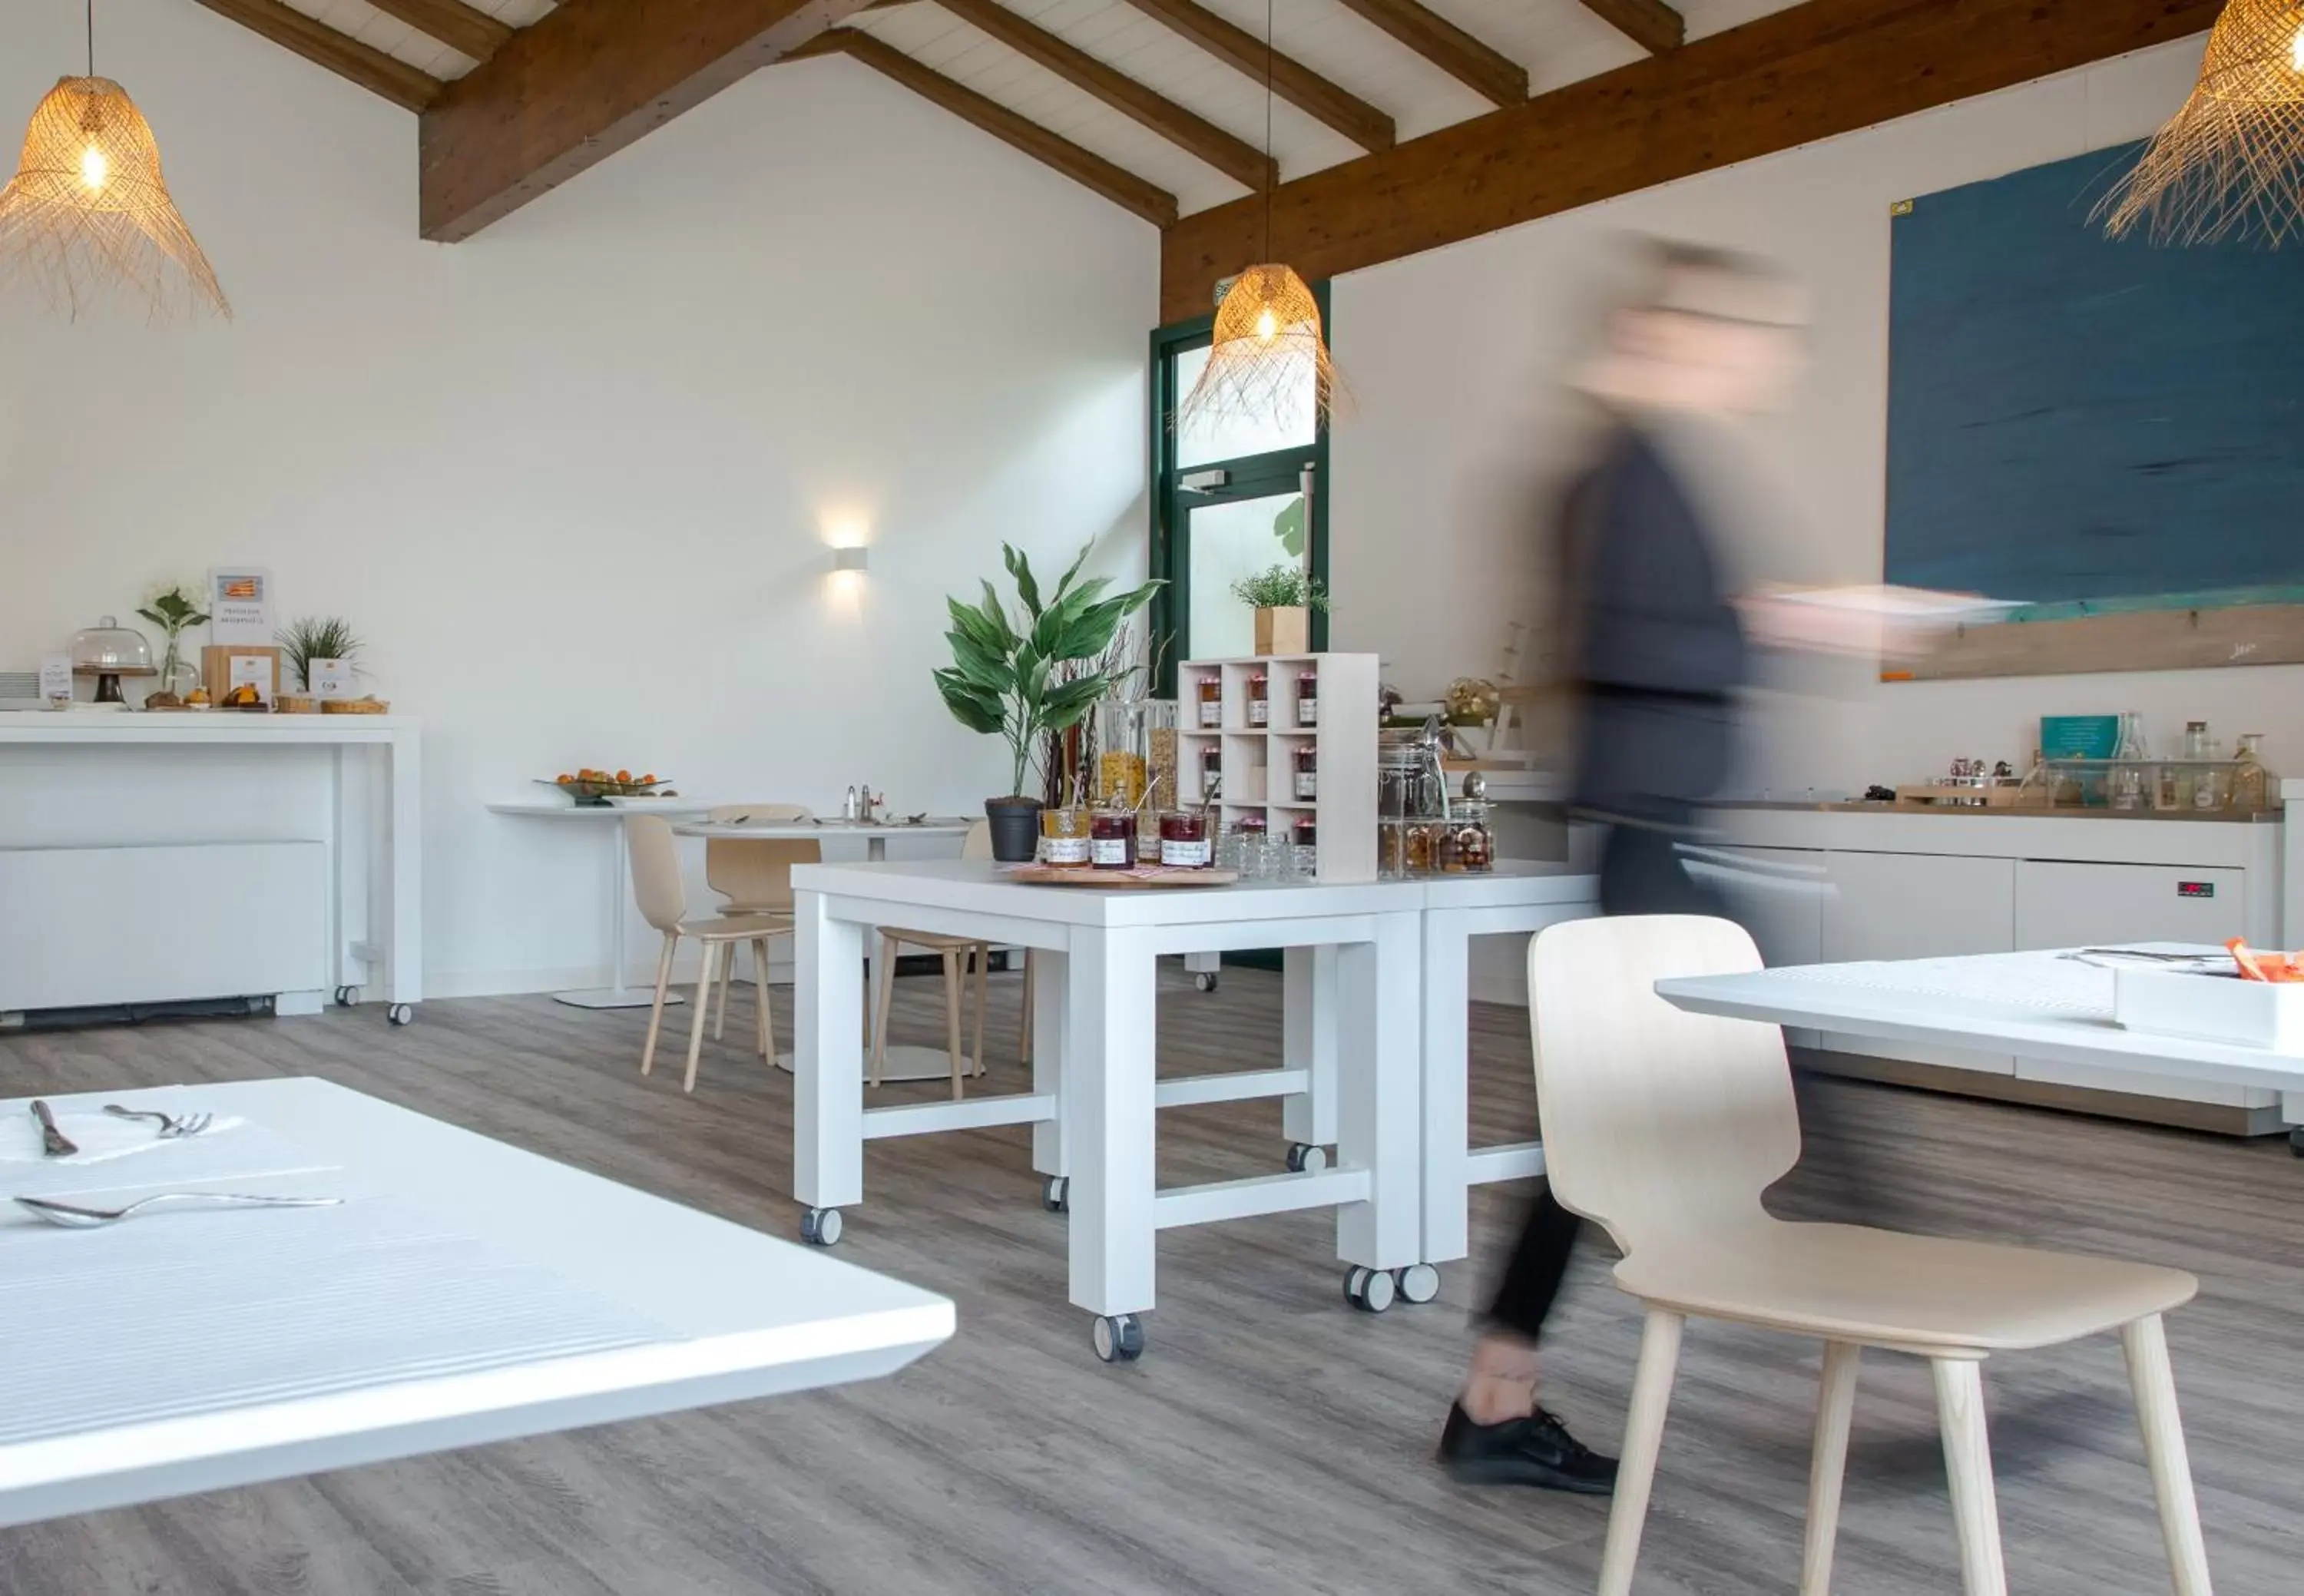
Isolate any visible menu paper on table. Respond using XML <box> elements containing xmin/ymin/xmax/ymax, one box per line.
<box><xmin>308</xmin><ymin>658</ymin><xmax>353</xmax><ymax>700</ymax></box>
<box><xmin>207</xmin><ymin>568</ymin><xmax>274</xmax><ymax>646</ymax></box>
<box><xmin>37</xmin><ymin>654</ymin><xmax>71</xmax><ymax>704</ymax></box>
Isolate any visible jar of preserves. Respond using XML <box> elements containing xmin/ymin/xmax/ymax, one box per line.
<box><xmin>1439</xmin><ymin>801</ymin><xmax>1495</xmax><ymax>873</ymax></box>
<box><xmin>1091</xmin><ymin>809</ymin><xmax>1138</xmax><ymax>869</ymax></box>
<box><xmin>1293</xmin><ymin>743</ymin><xmax>1318</xmax><ymax>800</ymax></box>
<box><xmin>1293</xmin><ymin>818</ymin><xmax>1316</xmax><ymax>848</ymax></box>
<box><xmin>1247</xmin><ymin>673</ymin><xmax>1270</xmax><ymax>727</ymax></box>
<box><xmin>1039</xmin><ymin>806</ymin><xmax>1091</xmax><ymax>868</ymax></box>
<box><xmin>1296</xmin><ymin>671</ymin><xmax>1319</xmax><ymax>727</ymax></box>
<box><xmin>1200</xmin><ymin>743</ymin><xmax>1223</xmax><ymax>800</ymax></box>
<box><xmin>1197</xmin><ymin>674</ymin><xmax>1223</xmax><ymax>728</ymax></box>
<box><xmin>1159</xmin><ymin>809</ymin><xmax>1210</xmax><ymax>867</ymax></box>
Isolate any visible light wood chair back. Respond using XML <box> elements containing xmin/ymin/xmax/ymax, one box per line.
<box><xmin>1527</xmin><ymin>914</ymin><xmax>1798</xmax><ymax>1257</ymax></box>
<box><xmin>625</xmin><ymin>815</ymin><xmax>688</xmax><ymax>933</ymax></box>
<box><xmin>962</xmin><ymin>819</ymin><xmax>992</xmax><ymax>862</ymax></box>
<box><xmin>704</xmin><ymin>803</ymin><xmax>816</xmax><ymax>913</ymax></box>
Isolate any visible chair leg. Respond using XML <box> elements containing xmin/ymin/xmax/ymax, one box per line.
<box><xmin>1802</xmin><ymin>1341</ymin><xmax>1862</xmax><ymax>1596</ymax></box>
<box><xmin>1598</xmin><ymin>1307</ymin><xmax>1683</xmax><ymax>1596</ymax></box>
<box><xmin>970</xmin><ymin>945</ymin><xmax>988</xmax><ymax>1078</ymax></box>
<box><xmin>713</xmin><ymin>939</ymin><xmax>733</xmax><ymax>1040</ymax></box>
<box><xmin>682</xmin><ymin>941</ymin><xmax>720</xmax><ymax>1095</ymax></box>
<box><xmin>1931</xmin><ymin>1358</ymin><xmax>2008</xmax><ymax>1596</ymax></box>
<box><xmin>1020</xmin><ymin>949</ymin><xmax>1035</xmax><ymax>1064</ymax></box>
<box><xmin>2122</xmin><ymin>1315</ymin><xmax>2213</xmax><ymax>1596</ymax></box>
<box><xmin>754</xmin><ymin>937</ymin><xmax>775</xmax><ymax>1062</ymax></box>
<box><xmin>641</xmin><ymin>932</ymin><xmax>676</xmax><ymax>1078</ymax></box>
<box><xmin>869</xmin><ymin>933</ymin><xmax>898</xmax><ymax>1089</ymax></box>
<box><xmin>942</xmin><ymin>949</ymin><xmax>965</xmax><ymax>1101</ymax></box>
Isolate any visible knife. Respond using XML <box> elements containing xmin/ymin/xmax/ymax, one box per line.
<box><xmin>30</xmin><ymin>1100</ymin><xmax>77</xmax><ymax>1157</ymax></box>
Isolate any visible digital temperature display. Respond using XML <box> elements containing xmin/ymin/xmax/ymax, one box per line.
<box><xmin>2177</xmin><ymin>882</ymin><xmax>2214</xmax><ymax>899</ymax></box>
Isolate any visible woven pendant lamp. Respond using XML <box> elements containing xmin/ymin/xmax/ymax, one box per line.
<box><xmin>2099</xmin><ymin>0</ymin><xmax>2304</xmax><ymax>245</ymax></box>
<box><xmin>1177</xmin><ymin>0</ymin><xmax>1340</xmax><ymax>431</ymax></box>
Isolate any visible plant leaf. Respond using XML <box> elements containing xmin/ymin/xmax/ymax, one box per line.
<box><xmin>1003</xmin><ymin>545</ymin><xmax>1043</xmax><ymax>621</ymax></box>
<box><xmin>934</xmin><ymin>668</ymin><xmax>1005</xmax><ymax>735</ymax></box>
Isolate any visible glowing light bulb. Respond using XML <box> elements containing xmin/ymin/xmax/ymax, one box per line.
<box><xmin>1254</xmin><ymin>306</ymin><xmax>1278</xmax><ymax>342</ymax></box>
<box><xmin>78</xmin><ymin>144</ymin><xmax>108</xmax><ymax>192</ymax></box>
<box><xmin>2290</xmin><ymin>22</ymin><xmax>2303</xmax><ymax>72</ymax></box>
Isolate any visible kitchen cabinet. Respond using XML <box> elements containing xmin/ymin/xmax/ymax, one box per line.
<box><xmin>1817</xmin><ymin>849</ymin><xmax>2017</xmax><ymax>1075</ymax></box>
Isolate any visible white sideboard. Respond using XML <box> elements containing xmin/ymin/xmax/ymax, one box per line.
<box><xmin>0</xmin><ymin>714</ymin><xmax>421</xmax><ymax>1022</ymax></box>
<box><xmin>1711</xmin><ymin>804</ymin><xmax>2292</xmax><ymax>1133</ymax></box>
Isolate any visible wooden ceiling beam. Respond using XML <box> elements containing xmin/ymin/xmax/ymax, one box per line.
<box><xmin>1119</xmin><ymin>0</ymin><xmax>1395</xmax><ymax>152</ymax></box>
<box><xmin>930</xmin><ymin>0</ymin><xmax>1273</xmax><ymax>190</ymax></box>
<box><xmin>186</xmin><ymin>0</ymin><xmax>446</xmax><ymax>111</ymax></box>
<box><xmin>1160</xmin><ymin>0</ymin><xmax>2223</xmax><ymax>322</ymax></box>
<box><xmin>361</xmin><ymin>0</ymin><xmax>515</xmax><ymax>65</ymax></box>
<box><xmin>792</xmin><ymin>31</ymin><xmax>1179</xmax><ymax>225</ymax></box>
<box><xmin>1576</xmin><ymin>0</ymin><xmax>1685</xmax><ymax>55</ymax></box>
<box><xmin>419</xmin><ymin>0</ymin><xmax>874</xmax><ymax>242</ymax></box>
<box><xmin>1330</xmin><ymin>0</ymin><xmax>1526</xmax><ymax>106</ymax></box>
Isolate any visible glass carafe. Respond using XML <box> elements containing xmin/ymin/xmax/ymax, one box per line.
<box><xmin>2111</xmin><ymin>710</ymin><xmax>2148</xmax><ymax>810</ymax></box>
<box><xmin>2232</xmin><ymin>733</ymin><xmax>2269</xmax><ymax>812</ymax></box>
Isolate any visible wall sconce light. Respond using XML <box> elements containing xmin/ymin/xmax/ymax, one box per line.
<box><xmin>830</xmin><ymin>546</ymin><xmax>869</xmax><ymax>574</ymax></box>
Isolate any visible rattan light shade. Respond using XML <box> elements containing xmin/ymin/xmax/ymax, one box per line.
<box><xmin>0</xmin><ymin>76</ymin><xmax>228</xmax><ymax>321</ymax></box>
<box><xmin>2099</xmin><ymin>0</ymin><xmax>2304</xmax><ymax>244</ymax></box>
<box><xmin>1177</xmin><ymin>263</ymin><xmax>1339</xmax><ymax>432</ymax></box>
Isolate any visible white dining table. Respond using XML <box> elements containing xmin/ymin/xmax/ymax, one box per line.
<box><xmin>0</xmin><ymin>1078</ymin><xmax>952</xmax><ymax>1529</ymax></box>
<box><xmin>789</xmin><ymin>859</ymin><xmax>1428</xmax><ymax>1362</ymax></box>
<box><xmin>1657</xmin><ymin>947</ymin><xmax>2304</xmax><ymax>1098</ymax></box>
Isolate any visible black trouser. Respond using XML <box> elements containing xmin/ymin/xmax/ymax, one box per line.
<box><xmin>1485</xmin><ymin>820</ymin><xmax>1721</xmax><ymax>1340</ymax></box>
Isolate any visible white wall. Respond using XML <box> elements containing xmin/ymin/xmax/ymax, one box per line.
<box><xmin>0</xmin><ymin>0</ymin><xmax>1155</xmax><ymax>995</ymax></box>
<box><xmin>1330</xmin><ymin>35</ymin><xmax>2304</xmax><ymax>795</ymax></box>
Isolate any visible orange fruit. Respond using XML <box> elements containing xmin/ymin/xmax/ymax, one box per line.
<box><xmin>616</xmin><ymin>769</ymin><xmax>632</xmax><ymax>783</ymax></box>
<box><xmin>557</xmin><ymin>773</ymin><xmax>573</xmax><ymax>784</ymax></box>
<box><xmin>641</xmin><ymin>773</ymin><xmax>656</xmax><ymax>785</ymax></box>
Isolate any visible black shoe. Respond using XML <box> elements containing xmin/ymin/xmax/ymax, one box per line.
<box><xmin>1438</xmin><ymin>1402</ymin><xmax>1618</xmax><ymax>1494</ymax></box>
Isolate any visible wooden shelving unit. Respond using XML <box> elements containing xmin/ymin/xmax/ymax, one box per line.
<box><xmin>1177</xmin><ymin>652</ymin><xmax>1377</xmax><ymax>884</ymax></box>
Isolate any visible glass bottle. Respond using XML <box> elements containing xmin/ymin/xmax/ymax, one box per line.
<box><xmin>2232</xmin><ymin>733</ymin><xmax>2268</xmax><ymax>812</ymax></box>
<box><xmin>1293</xmin><ymin>743</ymin><xmax>1318</xmax><ymax>800</ymax></box>
<box><xmin>1197</xmin><ymin>675</ymin><xmax>1223</xmax><ymax>729</ymax></box>
<box><xmin>2112</xmin><ymin>710</ymin><xmax>2148</xmax><ymax>810</ymax></box>
<box><xmin>1200</xmin><ymin>743</ymin><xmax>1223</xmax><ymax>800</ymax></box>
<box><xmin>1247</xmin><ymin>673</ymin><xmax>1270</xmax><ymax>727</ymax></box>
<box><xmin>2193</xmin><ymin>730</ymin><xmax>2225</xmax><ymax>810</ymax></box>
<box><xmin>1296</xmin><ymin>670</ymin><xmax>1319</xmax><ymax>727</ymax></box>
<box><xmin>2176</xmin><ymin>720</ymin><xmax>2208</xmax><ymax>808</ymax></box>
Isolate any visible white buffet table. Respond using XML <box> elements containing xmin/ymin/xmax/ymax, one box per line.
<box><xmin>0</xmin><ymin>1077</ymin><xmax>952</xmax><ymax>1528</ymax></box>
<box><xmin>0</xmin><ymin>713</ymin><xmax>421</xmax><ymax>1022</ymax></box>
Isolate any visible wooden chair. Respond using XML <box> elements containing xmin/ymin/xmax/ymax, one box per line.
<box><xmin>871</xmin><ymin>820</ymin><xmax>1002</xmax><ymax>1098</ymax></box>
<box><xmin>700</xmin><ymin>803</ymin><xmax>818</xmax><ymax>1044</ymax></box>
<box><xmin>1528</xmin><ymin>915</ymin><xmax>2210</xmax><ymax>1596</ymax></box>
<box><xmin>626</xmin><ymin>814</ymin><xmax>786</xmax><ymax>1094</ymax></box>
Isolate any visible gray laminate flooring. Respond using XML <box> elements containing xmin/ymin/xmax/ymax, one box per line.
<box><xmin>0</xmin><ymin>963</ymin><xmax>2296</xmax><ymax>1595</ymax></box>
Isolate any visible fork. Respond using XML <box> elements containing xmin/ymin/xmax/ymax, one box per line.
<box><xmin>14</xmin><ymin>1193</ymin><xmax>340</xmax><ymax>1229</ymax></box>
<box><xmin>101</xmin><ymin>1105</ymin><xmax>216</xmax><ymax>1139</ymax></box>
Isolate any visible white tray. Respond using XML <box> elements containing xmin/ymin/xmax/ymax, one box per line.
<box><xmin>2114</xmin><ymin>965</ymin><xmax>2304</xmax><ymax>1052</ymax></box>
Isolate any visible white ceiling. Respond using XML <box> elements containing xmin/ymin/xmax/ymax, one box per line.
<box><xmin>265</xmin><ymin>0</ymin><xmax>1802</xmax><ymax>219</ymax></box>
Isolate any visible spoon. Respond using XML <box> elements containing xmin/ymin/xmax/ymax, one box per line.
<box><xmin>14</xmin><ymin>1193</ymin><xmax>343</xmax><ymax>1229</ymax></box>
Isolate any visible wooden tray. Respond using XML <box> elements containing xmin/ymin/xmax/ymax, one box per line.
<box><xmin>1010</xmin><ymin>866</ymin><xmax>1238</xmax><ymax>889</ymax></box>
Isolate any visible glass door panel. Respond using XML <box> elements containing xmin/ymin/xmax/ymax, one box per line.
<box><xmin>1185</xmin><ymin>488</ymin><xmax>1306</xmax><ymax>662</ymax></box>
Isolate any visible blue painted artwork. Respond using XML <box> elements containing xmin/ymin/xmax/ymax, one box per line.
<box><xmin>1885</xmin><ymin>142</ymin><xmax>2304</xmax><ymax>620</ymax></box>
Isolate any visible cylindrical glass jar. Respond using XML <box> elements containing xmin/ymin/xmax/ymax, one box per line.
<box><xmin>1294</xmin><ymin>818</ymin><xmax>1316</xmax><ymax>848</ymax></box>
<box><xmin>1091</xmin><ymin>809</ymin><xmax>1138</xmax><ymax>869</ymax></box>
<box><xmin>1293</xmin><ymin>743</ymin><xmax>1318</xmax><ymax>800</ymax></box>
<box><xmin>1094</xmin><ymin>700</ymin><xmax>1150</xmax><ymax>812</ymax></box>
<box><xmin>1439</xmin><ymin>802</ymin><xmax>1495</xmax><ymax>873</ymax></box>
<box><xmin>1039</xmin><ymin>806</ymin><xmax>1091</xmax><ymax>867</ymax></box>
<box><xmin>1140</xmin><ymin>700</ymin><xmax>1180</xmax><ymax>844</ymax></box>
<box><xmin>1200</xmin><ymin>743</ymin><xmax>1223</xmax><ymax>800</ymax></box>
<box><xmin>1159</xmin><ymin>810</ymin><xmax>1210</xmax><ymax>868</ymax></box>
<box><xmin>1296</xmin><ymin>671</ymin><xmax>1319</xmax><ymax>727</ymax></box>
<box><xmin>1197</xmin><ymin>675</ymin><xmax>1223</xmax><ymax>728</ymax></box>
<box><xmin>1247</xmin><ymin>673</ymin><xmax>1270</xmax><ymax>727</ymax></box>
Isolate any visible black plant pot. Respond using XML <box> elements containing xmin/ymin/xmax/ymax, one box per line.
<box><xmin>984</xmin><ymin>796</ymin><xmax>1044</xmax><ymax>863</ymax></box>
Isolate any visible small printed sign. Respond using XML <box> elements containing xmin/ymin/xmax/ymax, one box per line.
<box><xmin>38</xmin><ymin>653</ymin><xmax>71</xmax><ymax>703</ymax></box>
<box><xmin>227</xmin><ymin>654</ymin><xmax>276</xmax><ymax>704</ymax></box>
<box><xmin>307</xmin><ymin>657</ymin><xmax>353</xmax><ymax>700</ymax></box>
<box><xmin>208</xmin><ymin>567</ymin><xmax>273</xmax><ymax>646</ymax></box>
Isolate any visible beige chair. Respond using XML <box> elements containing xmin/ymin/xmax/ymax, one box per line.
<box><xmin>700</xmin><ymin>803</ymin><xmax>818</xmax><ymax>1041</ymax></box>
<box><xmin>626</xmin><ymin>814</ymin><xmax>786</xmax><ymax>1094</ymax></box>
<box><xmin>1529</xmin><ymin>915</ymin><xmax>2209</xmax><ymax>1596</ymax></box>
<box><xmin>870</xmin><ymin>820</ymin><xmax>1002</xmax><ymax>1098</ymax></box>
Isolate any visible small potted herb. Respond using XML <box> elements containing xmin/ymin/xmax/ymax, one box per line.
<box><xmin>276</xmin><ymin>616</ymin><xmax>362</xmax><ymax>699</ymax></box>
<box><xmin>1230</xmin><ymin>565</ymin><xmax>1330</xmax><ymax>657</ymax></box>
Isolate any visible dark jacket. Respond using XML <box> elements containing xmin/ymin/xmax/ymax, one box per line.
<box><xmin>1561</xmin><ymin>422</ymin><xmax>1750</xmax><ymax>827</ymax></box>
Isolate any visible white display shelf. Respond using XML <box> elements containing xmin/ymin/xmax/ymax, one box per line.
<box><xmin>1178</xmin><ymin>653</ymin><xmax>1376</xmax><ymax>883</ymax></box>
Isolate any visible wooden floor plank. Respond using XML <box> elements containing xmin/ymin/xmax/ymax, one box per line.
<box><xmin>2</xmin><ymin>960</ymin><xmax>2298</xmax><ymax>1594</ymax></box>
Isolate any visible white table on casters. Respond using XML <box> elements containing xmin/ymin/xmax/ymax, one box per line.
<box><xmin>789</xmin><ymin>859</ymin><xmax>1428</xmax><ymax>1361</ymax></box>
<box><xmin>679</xmin><ymin>820</ymin><xmax>982</xmax><ymax>1083</ymax></box>
<box><xmin>0</xmin><ymin>1077</ymin><xmax>952</xmax><ymax>1529</ymax></box>
<box><xmin>485</xmin><ymin>800</ymin><xmax>721</xmax><ymax>1009</ymax></box>
<box><xmin>1657</xmin><ymin>947</ymin><xmax>2304</xmax><ymax>1097</ymax></box>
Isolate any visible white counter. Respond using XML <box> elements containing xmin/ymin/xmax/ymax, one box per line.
<box><xmin>0</xmin><ymin>713</ymin><xmax>421</xmax><ymax>1020</ymax></box>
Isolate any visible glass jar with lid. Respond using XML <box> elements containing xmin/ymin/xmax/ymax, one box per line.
<box><xmin>1378</xmin><ymin>724</ymin><xmax>1448</xmax><ymax>879</ymax></box>
<box><xmin>1247</xmin><ymin>673</ymin><xmax>1270</xmax><ymax>727</ymax></box>
<box><xmin>1439</xmin><ymin>802</ymin><xmax>1495</xmax><ymax>873</ymax></box>
<box><xmin>1094</xmin><ymin>700</ymin><xmax>1151</xmax><ymax>812</ymax></box>
<box><xmin>1296</xmin><ymin>671</ymin><xmax>1319</xmax><ymax>727</ymax></box>
<box><xmin>1292</xmin><ymin>743</ymin><xmax>1318</xmax><ymax>800</ymax></box>
<box><xmin>1200</xmin><ymin>743</ymin><xmax>1223</xmax><ymax>800</ymax></box>
<box><xmin>1159</xmin><ymin>810</ymin><xmax>1210</xmax><ymax>867</ymax></box>
<box><xmin>1091</xmin><ymin>808</ymin><xmax>1138</xmax><ymax>869</ymax></box>
<box><xmin>1196</xmin><ymin>674</ymin><xmax>1223</xmax><ymax>728</ymax></box>
<box><xmin>2233</xmin><ymin>733</ymin><xmax>2269</xmax><ymax>811</ymax></box>
<box><xmin>1039</xmin><ymin>806</ymin><xmax>1091</xmax><ymax>868</ymax></box>
<box><xmin>69</xmin><ymin>615</ymin><xmax>154</xmax><ymax>705</ymax></box>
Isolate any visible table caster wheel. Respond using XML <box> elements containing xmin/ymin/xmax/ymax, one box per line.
<box><xmin>386</xmin><ymin>1004</ymin><xmax>413</xmax><ymax>1026</ymax></box>
<box><xmin>1344</xmin><ymin>1265</ymin><xmax>1396</xmax><ymax>1313</ymax></box>
<box><xmin>1397</xmin><ymin>1263</ymin><xmax>1441</xmax><ymax>1304</ymax></box>
<box><xmin>1041</xmin><ymin>1175</ymin><xmax>1070</xmax><ymax>1213</ymax></box>
<box><xmin>1194</xmin><ymin>972</ymin><xmax>1219</xmax><ymax>993</ymax></box>
<box><xmin>1285</xmin><ymin>1142</ymin><xmax>1328</xmax><ymax>1174</ymax></box>
<box><xmin>333</xmin><ymin>985</ymin><xmax>355</xmax><ymax>1008</ymax></box>
<box><xmin>1092</xmin><ymin>1313</ymin><xmax>1144</xmax><ymax>1363</ymax></box>
<box><xmin>800</xmin><ymin>1207</ymin><xmax>843</xmax><ymax>1247</ymax></box>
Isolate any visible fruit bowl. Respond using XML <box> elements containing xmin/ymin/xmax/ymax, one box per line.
<box><xmin>539</xmin><ymin>770</ymin><xmax>674</xmax><ymax>808</ymax></box>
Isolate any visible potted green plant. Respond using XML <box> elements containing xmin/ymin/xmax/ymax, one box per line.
<box><xmin>1230</xmin><ymin>565</ymin><xmax>1330</xmax><ymax>657</ymax></box>
<box><xmin>276</xmin><ymin>616</ymin><xmax>362</xmax><ymax>696</ymax></box>
<box><xmin>135</xmin><ymin>581</ymin><xmax>210</xmax><ymax>706</ymax></box>
<box><xmin>935</xmin><ymin>544</ymin><xmax>1159</xmax><ymax>862</ymax></box>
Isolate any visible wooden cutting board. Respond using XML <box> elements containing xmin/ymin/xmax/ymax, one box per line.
<box><xmin>1008</xmin><ymin>866</ymin><xmax>1238</xmax><ymax>889</ymax></box>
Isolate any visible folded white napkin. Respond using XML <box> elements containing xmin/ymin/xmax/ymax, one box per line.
<box><xmin>0</xmin><ymin>1107</ymin><xmax>248</xmax><ymax>1165</ymax></box>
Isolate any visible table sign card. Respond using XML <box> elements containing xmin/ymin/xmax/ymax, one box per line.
<box><xmin>208</xmin><ymin>568</ymin><xmax>274</xmax><ymax>647</ymax></box>
<box><xmin>202</xmin><ymin>644</ymin><xmax>280</xmax><ymax>706</ymax></box>
<box><xmin>37</xmin><ymin>654</ymin><xmax>71</xmax><ymax>705</ymax></box>
<box><xmin>308</xmin><ymin>658</ymin><xmax>352</xmax><ymax>700</ymax></box>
